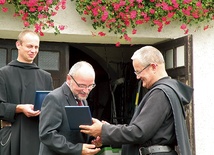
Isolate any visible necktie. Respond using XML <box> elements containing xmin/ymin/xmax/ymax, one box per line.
<box><xmin>76</xmin><ymin>99</ymin><xmax>83</xmax><ymax>106</ymax></box>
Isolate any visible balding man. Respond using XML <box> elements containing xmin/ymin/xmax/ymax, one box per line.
<box><xmin>39</xmin><ymin>61</ymin><xmax>100</xmax><ymax>155</ymax></box>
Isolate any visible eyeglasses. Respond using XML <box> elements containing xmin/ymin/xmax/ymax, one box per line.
<box><xmin>134</xmin><ymin>64</ymin><xmax>150</xmax><ymax>75</ymax></box>
<box><xmin>69</xmin><ymin>74</ymin><xmax>96</xmax><ymax>89</ymax></box>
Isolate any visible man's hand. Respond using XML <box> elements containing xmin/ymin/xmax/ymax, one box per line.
<box><xmin>92</xmin><ymin>136</ymin><xmax>102</xmax><ymax>148</ymax></box>
<box><xmin>82</xmin><ymin>144</ymin><xmax>100</xmax><ymax>155</ymax></box>
<box><xmin>16</xmin><ymin>104</ymin><xmax>40</xmax><ymax>117</ymax></box>
<box><xmin>80</xmin><ymin>118</ymin><xmax>103</xmax><ymax>137</ymax></box>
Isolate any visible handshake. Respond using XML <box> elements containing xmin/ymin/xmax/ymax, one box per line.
<box><xmin>80</xmin><ymin>118</ymin><xmax>110</xmax><ymax>147</ymax></box>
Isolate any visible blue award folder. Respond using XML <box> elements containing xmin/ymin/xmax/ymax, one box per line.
<box><xmin>65</xmin><ymin>106</ymin><xmax>92</xmax><ymax>130</ymax></box>
<box><xmin>34</xmin><ymin>91</ymin><xmax>51</xmax><ymax>110</ymax></box>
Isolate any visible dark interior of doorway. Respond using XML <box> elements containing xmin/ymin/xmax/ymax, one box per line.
<box><xmin>69</xmin><ymin>46</ymin><xmax>139</xmax><ymax>124</ymax></box>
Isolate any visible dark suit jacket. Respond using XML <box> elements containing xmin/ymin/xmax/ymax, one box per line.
<box><xmin>39</xmin><ymin>82</ymin><xmax>88</xmax><ymax>155</ymax></box>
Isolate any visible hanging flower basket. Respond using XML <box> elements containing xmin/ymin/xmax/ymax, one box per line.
<box><xmin>0</xmin><ymin>0</ymin><xmax>66</xmax><ymax>36</ymax></box>
<box><xmin>72</xmin><ymin>0</ymin><xmax>214</xmax><ymax>45</ymax></box>
<box><xmin>1</xmin><ymin>0</ymin><xmax>214</xmax><ymax>45</ymax></box>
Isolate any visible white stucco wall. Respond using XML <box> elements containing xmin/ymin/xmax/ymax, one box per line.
<box><xmin>192</xmin><ymin>28</ymin><xmax>214</xmax><ymax>155</ymax></box>
<box><xmin>1</xmin><ymin>1</ymin><xmax>214</xmax><ymax>154</ymax></box>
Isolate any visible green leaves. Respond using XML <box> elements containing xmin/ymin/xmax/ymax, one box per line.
<box><xmin>1</xmin><ymin>0</ymin><xmax>67</xmax><ymax>35</ymax></box>
<box><xmin>72</xmin><ymin>0</ymin><xmax>214</xmax><ymax>42</ymax></box>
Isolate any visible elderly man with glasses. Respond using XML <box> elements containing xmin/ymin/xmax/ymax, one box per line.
<box><xmin>80</xmin><ymin>46</ymin><xmax>193</xmax><ymax>155</ymax></box>
<box><xmin>38</xmin><ymin>61</ymin><xmax>100</xmax><ymax>155</ymax></box>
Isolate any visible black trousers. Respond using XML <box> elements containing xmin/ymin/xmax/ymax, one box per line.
<box><xmin>0</xmin><ymin>127</ymin><xmax>11</xmax><ymax>155</ymax></box>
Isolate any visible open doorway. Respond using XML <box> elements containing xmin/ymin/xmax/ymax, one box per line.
<box><xmin>69</xmin><ymin>46</ymin><xmax>112</xmax><ymax>122</ymax></box>
<box><xmin>68</xmin><ymin>44</ymin><xmax>146</xmax><ymax>125</ymax></box>
<box><xmin>68</xmin><ymin>35</ymin><xmax>194</xmax><ymax>154</ymax></box>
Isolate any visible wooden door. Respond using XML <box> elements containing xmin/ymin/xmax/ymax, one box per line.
<box><xmin>155</xmin><ymin>35</ymin><xmax>195</xmax><ymax>155</ymax></box>
<box><xmin>38</xmin><ymin>42</ymin><xmax>69</xmax><ymax>88</ymax></box>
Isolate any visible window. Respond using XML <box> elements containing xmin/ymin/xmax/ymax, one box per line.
<box><xmin>165</xmin><ymin>49</ymin><xmax>173</xmax><ymax>69</ymax></box>
<box><xmin>38</xmin><ymin>51</ymin><xmax>60</xmax><ymax>70</ymax></box>
<box><xmin>176</xmin><ymin>46</ymin><xmax>185</xmax><ymax>67</ymax></box>
<box><xmin>11</xmin><ymin>49</ymin><xmax>18</xmax><ymax>60</ymax></box>
<box><xmin>0</xmin><ymin>48</ymin><xmax>7</xmax><ymax>68</ymax></box>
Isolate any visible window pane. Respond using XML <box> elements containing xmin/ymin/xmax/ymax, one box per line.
<box><xmin>0</xmin><ymin>48</ymin><xmax>7</xmax><ymax>68</ymax></box>
<box><xmin>176</xmin><ymin>46</ymin><xmax>185</xmax><ymax>67</ymax></box>
<box><xmin>38</xmin><ymin>51</ymin><xmax>59</xmax><ymax>70</ymax></box>
<box><xmin>165</xmin><ymin>49</ymin><xmax>173</xmax><ymax>69</ymax></box>
<box><xmin>12</xmin><ymin>49</ymin><xmax>18</xmax><ymax>60</ymax></box>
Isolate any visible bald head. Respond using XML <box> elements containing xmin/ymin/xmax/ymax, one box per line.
<box><xmin>131</xmin><ymin>46</ymin><xmax>165</xmax><ymax>66</ymax></box>
<box><xmin>67</xmin><ymin>61</ymin><xmax>96</xmax><ymax>100</ymax></box>
<box><xmin>69</xmin><ymin>61</ymin><xmax>95</xmax><ymax>79</ymax></box>
<box><xmin>131</xmin><ymin>46</ymin><xmax>168</xmax><ymax>89</ymax></box>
